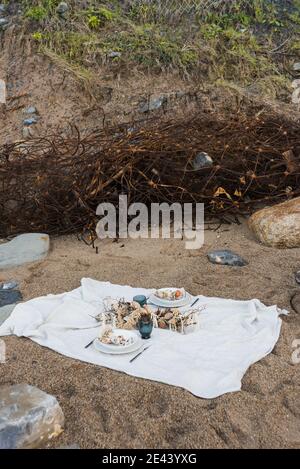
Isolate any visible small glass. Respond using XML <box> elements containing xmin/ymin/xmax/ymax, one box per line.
<box><xmin>138</xmin><ymin>316</ymin><xmax>153</xmax><ymax>339</ymax></box>
<box><xmin>133</xmin><ymin>294</ymin><xmax>147</xmax><ymax>307</ymax></box>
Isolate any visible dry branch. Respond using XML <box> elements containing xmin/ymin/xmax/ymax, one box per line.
<box><xmin>0</xmin><ymin>109</ymin><xmax>299</xmax><ymax>238</ymax></box>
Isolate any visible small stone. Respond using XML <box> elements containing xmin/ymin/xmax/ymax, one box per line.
<box><xmin>23</xmin><ymin>117</ymin><xmax>38</xmax><ymax>126</ymax></box>
<box><xmin>0</xmin><ymin>17</ymin><xmax>8</xmax><ymax>29</ymax></box>
<box><xmin>192</xmin><ymin>152</ymin><xmax>213</xmax><ymax>170</ymax></box>
<box><xmin>295</xmin><ymin>271</ymin><xmax>300</xmax><ymax>285</ymax></box>
<box><xmin>56</xmin><ymin>2</ymin><xmax>69</xmax><ymax>15</ymax></box>
<box><xmin>293</xmin><ymin>62</ymin><xmax>300</xmax><ymax>72</ymax></box>
<box><xmin>0</xmin><ymin>304</ymin><xmax>15</xmax><ymax>326</ymax></box>
<box><xmin>0</xmin><ymin>384</ymin><xmax>64</xmax><ymax>449</ymax></box>
<box><xmin>0</xmin><ymin>289</ymin><xmax>22</xmax><ymax>307</ymax></box>
<box><xmin>0</xmin><ymin>4</ymin><xmax>7</xmax><ymax>14</ymax></box>
<box><xmin>140</xmin><ymin>96</ymin><xmax>167</xmax><ymax>113</ymax></box>
<box><xmin>24</xmin><ymin>106</ymin><xmax>37</xmax><ymax>115</ymax></box>
<box><xmin>107</xmin><ymin>51</ymin><xmax>121</xmax><ymax>59</ymax></box>
<box><xmin>0</xmin><ymin>280</ymin><xmax>19</xmax><ymax>290</ymax></box>
<box><xmin>207</xmin><ymin>249</ymin><xmax>248</xmax><ymax>267</ymax></box>
<box><xmin>0</xmin><ymin>233</ymin><xmax>50</xmax><ymax>270</ymax></box>
<box><xmin>291</xmin><ymin>293</ymin><xmax>300</xmax><ymax>315</ymax></box>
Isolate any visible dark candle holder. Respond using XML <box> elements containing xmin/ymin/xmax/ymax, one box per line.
<box><xmin>138</xmin><ymin>316</ymin><xmax>153</xmax><ymax>339</ymax></box>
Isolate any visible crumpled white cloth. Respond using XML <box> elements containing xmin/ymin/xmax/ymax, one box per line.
<box><xmin>0</xmin><ymin>278</ymin><xmax>287</xmax><ymax>398</ymax></box>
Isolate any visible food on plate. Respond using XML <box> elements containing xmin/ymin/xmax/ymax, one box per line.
<box><xmin>99</xmin><ymin>328</ymin><xmax>134</xmax><ymax>347</ymax></box>
<box><xmin>154</xmin><ymin>288</ymin><xmax>185</xmax><ymax>301</ymax></box>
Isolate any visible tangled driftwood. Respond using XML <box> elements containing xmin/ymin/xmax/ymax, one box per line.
<box><xmin>0</xmin><ymin>109</ymin><xmax>299</xmax><ymax>238</ymax></box>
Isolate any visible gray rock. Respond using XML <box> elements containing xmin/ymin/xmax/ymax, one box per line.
<box><xmin>0</xmin><ymin>17</ymin><xmax>8</xmax><ymax>29</ymax></box>
<box><xmin>207</xmin><ymin>249</ymin><xmax>248</xmax><ymax>267</ymax></box>
<box><xmin>24</xmin><ymin>106</ymin><xmax>37</xmax><ymax>115</ymax></box>
<box><xmin>0</xmin><ymin>304</ymin><xmax>15</xmax><ymax>326</ymax></box>
<box><xmin>0</xmin><ymin>289</ymin><xmax>22</xmax><ymax>307</ymax></box>
<box><xmin>140</xmin><ymin>96</ymin><xmax>167</xmax><ymax>113</ymax></box>
<box><xmin>293</xmin><ymin>63</ymin><xmax>300</xmax><ymax>72</ymax></box>
<box><xmin>56</xmin><ymin>2</ymin><xmax>69</xmax><ymax>15</ymax></box>
<box><xmin>23</xmin><ymin>117</ymin><xmax>38</xmax><ymax>126</ymax></box>
<box><xmin>0</xmin><ymin>4</ymin><xmax>7</xmax><ymax>14</ymax></box>
<box><xmin>0</xmin><ymin>233</ymin><xmax>50</xmax><ymax>270</ymax></box>
<box><xmin>107</xmin><ymin>51</ymin><xmax>121</xmax><ymax>59</ymax></box>
<box><xmin>295</xmin><ymin>271</ymin><xmax>300</xmax><ymax>285</ymax></box>
<box><xmin>193</xmin><ymin>152</ymin><xmax>213</xmax><ymax>170</ymax></box>
<box><xmin>0</xmin><ymin>384</ymin><xmax>64</xmax><ymax>449</ymax></box>
<box><xmin>0</xmin><ymin>280</ymin><xmax>19</xmax><ymax>290</ymax></box>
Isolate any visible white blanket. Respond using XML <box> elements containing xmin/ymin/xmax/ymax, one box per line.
<box><xmin>0</xmin><ymin>278</ymin><xmax>287</xmax><ymax>398</ymax></box>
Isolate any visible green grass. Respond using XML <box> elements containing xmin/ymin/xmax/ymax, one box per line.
<box><xmin>10</xmin><ymin>0</ymin><xmax>300</xmax><ymax>99</ymax></box>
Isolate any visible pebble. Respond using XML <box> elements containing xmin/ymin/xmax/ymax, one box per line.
<box><xmin>0</xmin><ymin>280</ymin><xmax>19</xmax><ymax>290</ymax></box>
<box><xmin>23</xmin><ymin>117</ymin><xmax>38</xmax><ymax>126</ymax></box>
<box><xmin>0</xmin><ymin>17</ymin><xmax>8</xmax><ymax>29</ymax></box>
<box><xmin>107</xmin><ymin>51</ymin><xmax>121</xmax><ymax>59</ymax></box>
<box><xmin>140</xmin><ymin>96</ymin><xmax>167</xmax><ymax>113</ymax></box>
<box><xmin>207</xmin><ymin>249</ymin><xmax>248</xmax><ymax>267</ymax></box>
<box><xmin>0</xmin><ymin>4</ymin><xmax>7</xmax><ymax>14</ymax></box>
<box><xmin>293</xmin><ymin>63</ymin><xmax>300</xmax><ymax>72</ymax></box>
<box><xmin>0</xmin><ymin>233</ymin><xmax>50</xmax><ymax>269</ymax></box>
<box><xmin>295</xmin><ymin>271</ymin><xmax>300</xmax><ymax>285</ymax></box>
<box><xmin>56</xmin><ymin>2</ymin><xmax>69</xmax><ymax>15</ymax></box>
<box><xmin>193</xmin><ymin>152</ymin><xmax>213</xmax><ymax>170</ymax></box>
<box><xmin>24</xmin><ymin>106</ymin><xmax>37</xmax><ymax>115</ymax></box>
<box><xmin>0</xmin><ymin>384</ymin><xmax>64</xmax><ymax>449</ymax></box>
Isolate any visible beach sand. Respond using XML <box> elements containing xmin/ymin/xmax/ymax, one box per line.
<box><xmin>0</xmin><ymin>221</ymin><xmax>300</xmax><ymax>449</ymax></box>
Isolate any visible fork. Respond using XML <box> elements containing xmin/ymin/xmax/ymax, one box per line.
<box><xmin>130</xmin><ymin>345</ymin><xmax>152</xmax><ymax>363</ymax></box>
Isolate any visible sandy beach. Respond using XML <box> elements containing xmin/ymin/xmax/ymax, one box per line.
<box><xmin>0</xmin><ymin>221</ymin><xmax>300</xmax><ymax>449</ymax></box>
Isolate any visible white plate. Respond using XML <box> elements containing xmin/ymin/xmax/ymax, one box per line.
<box><xmin>98</xmin><ymin>329</ymin><xmax>139</xmax><ymax>351</ymax></box>
<box><xmin>149</xmin><ymin>291</ymin><xmax>194</xmax><ymax>308</ymax></box>
<box><xmin>94</xmin><ymin>333</ymin><xmax>142</xmax><ymax>355</ymax></box>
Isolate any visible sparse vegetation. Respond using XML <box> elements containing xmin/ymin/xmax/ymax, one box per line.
<box><xmin>3</xmin><ymin>1</ymin><xmax>300</xmax><ymax>100</ymax></box>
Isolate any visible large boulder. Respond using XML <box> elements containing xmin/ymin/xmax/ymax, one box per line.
<box><xmin>0</xmin><ymin>384</ymin><xmax>64</xmax><ymax>449</ymax></box>
<box><xmin>248</xmin><ymin>197</ymin><xmax>300</xmax><ymax>248</ymax></box>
